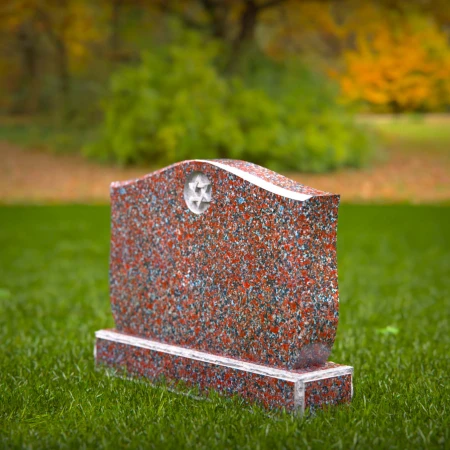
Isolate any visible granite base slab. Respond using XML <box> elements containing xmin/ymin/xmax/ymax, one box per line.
<box><xmin>95</xmin><ymin>329</ymin><xmax>353</xmax><ymax>414</ymax></box>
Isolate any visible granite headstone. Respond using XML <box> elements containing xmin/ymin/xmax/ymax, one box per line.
<box><xmin>95</xmin><ymin>159</ymin><xmax>353</xmax><ymax>412</ymax></box>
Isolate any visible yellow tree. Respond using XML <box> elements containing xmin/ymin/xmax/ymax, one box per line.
<box><xmin>338</xmin><ymin>8</ymin><xmax>450</xmax><ymax>112</ymax></box>
<box><xmin>258</xmin><ymin>1</ymin><xmax>450</xmax><ymax>112</ymax></box>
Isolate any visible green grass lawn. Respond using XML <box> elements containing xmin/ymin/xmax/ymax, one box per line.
<box><xmin>368</xmin><ymin>118</ymin><xmax>450</xmax><ymax>153</ymax></box>
<box><xmin>1</xmin><ymin>205</ymin><xmax>449</xmax><ymax>449</ymax></box>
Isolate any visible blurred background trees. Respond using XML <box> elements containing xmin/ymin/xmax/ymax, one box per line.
<box><xmin>0</xmin><ymin>0</ymin><xmax>449</xmax><ymax>170</ymax></box>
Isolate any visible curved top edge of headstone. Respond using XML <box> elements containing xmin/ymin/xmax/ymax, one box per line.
<box><xmin>110</xmin><ymin>159</ymin><xmax>338</xmax><ymax>201</ymax></box>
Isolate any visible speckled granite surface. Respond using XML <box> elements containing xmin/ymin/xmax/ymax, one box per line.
<box><xmin>95</xmin><ymin>159</ymin><xmax>353</xmax><ymax>412</ymax></box>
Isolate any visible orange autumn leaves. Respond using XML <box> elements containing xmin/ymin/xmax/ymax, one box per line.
<box><xmin>1</xmin><ymin>0</ymin><xmax>449</xmax><ymax>114</ymax></box>
<box><xmin>337</xmin><ymin>11</ymin><xmax>450</xmax><ymax>112</ymax></box>
<box><xmin>262</xmin><ymin>1</ymin><xmax>450</xmax><ymax>113</ymax></box>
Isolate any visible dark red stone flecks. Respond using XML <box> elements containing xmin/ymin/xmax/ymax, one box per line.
<box><xmin>109</xmin><ymin>160</ymin><xmax>340</xmax><ymax>370</ymax></box>
<box><xmin>96</xmin><ymin>338</ymin><xmax>297</xmax><ymax>411</ymax></box>
<box><xmin>98</xmin><ymin>159</ymin><xmax>353</xmax><ymax>411</ymax></box>
<box><xmin>304</xmin><ymin>375</ymin><xmax>352</xmax><ymax>412</ymax></box>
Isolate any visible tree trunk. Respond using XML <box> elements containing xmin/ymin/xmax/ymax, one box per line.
<box><xmin>55</xmin><ymin>39</ymin><xmax>70</xmax><ymax>116</ymax></box>
<box><xmin>200</xmin><ymin>0</ymin><xmax>228</xmax><ymax>40</ymax></box>
<box><xmin>225</xmin><ymin>0</ymin><xmax>259</xmax><ymax>73</ymax></box>
<box><xmin>36</xmin><ymin>8</ymin><xmax>71</xmax><ymax>116</ymax></box>
<box><xmin>110</xmin><ymin>0</ymin><xmax>121</xmax><ymax>60</ymax></box>
<box><xmin>17</xmin><ymin>22</ymin><xmax>40</xmax><ymax>114</ymax></box>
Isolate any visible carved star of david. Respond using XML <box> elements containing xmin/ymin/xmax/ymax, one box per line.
<box><xmin>189</xmin><ymin>178</ymin><xmax>211</xmax><ymax>207</ymax></box>
<box><xmin>184</xmin><ymin>172</ymin><xmax>212</xmax><ymax>214</ymax></box>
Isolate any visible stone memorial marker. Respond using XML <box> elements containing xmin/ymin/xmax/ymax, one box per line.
<box><xmin>95</xmin><ymin>159</ymin><xmax>353</xmax><ymax>413</ymax></box>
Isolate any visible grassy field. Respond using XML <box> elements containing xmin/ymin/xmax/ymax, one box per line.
<box><xmin>372</xmin><ymin>119</ymin><xmax>450</xmax><ymax>153</ymax></box>
<box><xmin>0</xmin><ymin>205</ymin><xmax>449</xmax><ymax>449</ymax></box>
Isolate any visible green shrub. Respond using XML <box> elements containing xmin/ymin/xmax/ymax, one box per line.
<box><xmin>85</xmin><ymin>38</ymin><xmax>373</xmax><ymax>172</ymax></box>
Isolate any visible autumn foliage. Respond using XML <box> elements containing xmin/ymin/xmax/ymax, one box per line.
<box><xmin>259</xmin><ymin>1</ymin><xmax>450</xmax><ymax>112</ymax></box>
<box><xmin>1</xmin><ymin>0</ymin><xmax>448</xmax><ymax>173</ymax></box>
<box><xmin>337</xmin><ymin>8</ymin><xmax>450</xmax><ymax>112</ymax></box>
<box><xmin>1</xmin><ymin>0</ymin><xmax>449</xmax><ymax>116</ymax></box>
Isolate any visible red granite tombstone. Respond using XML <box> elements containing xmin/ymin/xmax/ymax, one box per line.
<box><xmin>95</xmin><ymin>159</ymin><xmax>353</xmax><ymax>413</ymax></box>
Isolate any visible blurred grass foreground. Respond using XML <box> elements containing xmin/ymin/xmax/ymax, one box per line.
<box><xmin>1</xmin><ymin>1</ymin><xmax>450</xmax><ymax>172</ymax></box>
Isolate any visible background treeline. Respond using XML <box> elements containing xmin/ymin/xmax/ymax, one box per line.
<box><xmin>1</xmin><ymin>0</ymin><xmax>449</xmax><ymax>171</ymax></box>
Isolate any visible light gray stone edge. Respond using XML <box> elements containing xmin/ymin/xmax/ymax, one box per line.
<box><xmin>294</xmin><ymin>381</ymin><xmax>305</xmax><ymax>415</ymax></box>
<box><xmin>197</xmin><ymin>160</ymin><xmax>313</xmax><ymax>202</ymax></box>
<box><xmin>95</xmin><ymin>329</ymin><xmax>353</xmax><ymax>412</ymax></box>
